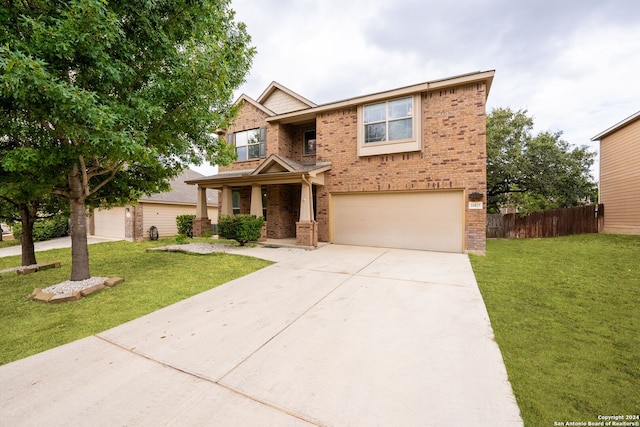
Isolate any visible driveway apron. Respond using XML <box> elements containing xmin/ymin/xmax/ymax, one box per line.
<box><xmin>0</xmin><ymin>245</ymin><xmax>523</xmax><ymax>426</ymax></box>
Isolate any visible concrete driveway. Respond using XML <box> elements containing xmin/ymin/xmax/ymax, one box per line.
<box><xmin>0</xmin><ymin>245</ymin><xmax>522</xmax><ymax>426</ymax></box>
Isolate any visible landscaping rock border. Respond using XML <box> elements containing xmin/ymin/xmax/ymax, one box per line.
<box><xmin>0</xmin><ymin>261</ymin><xmax>61</xmax><ymax>277</ymax></box>
<box><xmin>29</xmin><ymin>277</ymin><xmax>124</xmax><ymax>303</ymax></box>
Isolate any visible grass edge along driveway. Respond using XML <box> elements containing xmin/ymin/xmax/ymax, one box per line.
<box><xmin>470</xmin><ymin>234</ymin><xmax>640</xmax><ymax>427</ymax></box>
<box><xmin>0</xmin><ymin>238</ymin><xmax>272</xmax><ymax>365</ymax></box>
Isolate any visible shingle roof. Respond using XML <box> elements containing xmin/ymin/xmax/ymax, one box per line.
<box><xmin>142</xmin><ymin>169</ymin><xmax>218</xmax><ymax>205</ymax></box>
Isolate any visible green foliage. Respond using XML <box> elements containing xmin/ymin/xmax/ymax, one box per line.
<box><xmin>176</xmin><ymin>214</ymin><xmax>196</xmax><ymax>237</ymax></box>
<box><xmin>486</xmin><ymin>108</ymin><xmax>597</xmax><ymax>213</ymax></box>
<box><xmin>12</xmin><ymin>215</ymin><xmax>69</xmax><ymax>243</ymax></box>
<box><xmin>470</xmin><ymin>234</ymin><xmax>640</xmax><ymax>425</ymax></box>
<box><xmin>1</xmin><ymin>0</ymin><xmax>254</xmax><ymax>279</ymax></box>
<box><xmin>0</xmin><ymin>239</ymin><xmax>20</xmax><ymax>249</ymax></box>
<box><xmin>0</xmin><ymin>239</ymin><xmax>272</xmax><ymax>365</ymax></box>
<box><xmin>218</xmin><ymin>214</ymin><xmax>264</xmax><ymax>246</ymax></box>
<box><xmin>174</xmin><ymin>234</ymin><xmax>190</xmax><ymax>245</ymax></box>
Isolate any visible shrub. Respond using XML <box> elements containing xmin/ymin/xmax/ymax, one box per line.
<box><xmin>12</xmin><ymin>215</ymin><xmax>69</xmax><ymax>242</ymax></box>
<box><xmin>218</xmin><ymin>214</ymin><xmax>264</xmax><ymax>246</ymax></box>
<box><xmin>174</xmin><ymin>234</ymin><xmax>190</xmax><ymax>245</ymax></box>
<box><xmin>176</xmin><ymin>214</ymin><xmax>196</xmax><ymax>237</ymax></box>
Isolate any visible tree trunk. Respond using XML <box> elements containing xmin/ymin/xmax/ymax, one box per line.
<box><xmin>19</xmin><ymin>204</ymin><xmax>37</xmax><ymax>266</ymax></box>
<box><xmin>69</xmin><ymin>167</ymin><xmax>90</xmax><ymax>281</ymax></box>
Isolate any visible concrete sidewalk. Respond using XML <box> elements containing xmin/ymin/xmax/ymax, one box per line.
<box><xmin>0</xmin><ymin>245</ymin><xmax>523</xmax><ymax>426</ymax></box>
<box><xmin>0</xmin><ymin>236</ymin><xmax>121</xmax><ymax>258</ymax></box>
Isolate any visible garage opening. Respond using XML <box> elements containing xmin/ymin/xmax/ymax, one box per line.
<box><xmin>331</xmin><ymin>191</ymin><xmax>464</xmax><ymax>252</ymax></box>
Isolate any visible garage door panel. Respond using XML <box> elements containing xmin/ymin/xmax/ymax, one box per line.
<box><xmin>93</xmin><ymin>207</ymin><xmax>126</xmax><ymax>239</ymax></box>
<box><xmin>331</xmin><ymin>191</ymin><xmax>463</xmax><ymax>252</ymax></box>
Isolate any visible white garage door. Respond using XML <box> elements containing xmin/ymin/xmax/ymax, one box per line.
<box><xmin>93</xmin><ymin>207</ymin><xmax>126</xmax><ymax>239</ymax></box>
<box><xmin>331</xmin><ymin>191</ymin><xmax>464</xmax><ymax>252</ymax></box>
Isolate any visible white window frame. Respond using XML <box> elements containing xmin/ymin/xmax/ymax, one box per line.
<box><xmin>357</xmin><ymin>94</ymin><xmax>422</xmax><ymax>157</ymax></box>
<box><xmin>228</xmin><ymin>127</ymin><xmax>266</xmax><ymax>161</ymax></box>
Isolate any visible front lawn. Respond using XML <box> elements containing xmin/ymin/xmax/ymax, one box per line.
<box><xmin>470</xmin><ymin>234</ymin><xmax>640</xmax><ymax>426</ymax></box>
<box><xmin>0</xmin><ymin>239</ymin><xmax>19</xmax><ymax>249</ymax></box>
<box><xmin>0</xmin><ymin>238</ymin><xmax>272</xmax><ymax>365</ymax></box>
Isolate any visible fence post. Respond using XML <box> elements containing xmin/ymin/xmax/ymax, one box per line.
<box><xmin>597</xmin><ymin>204</ymin><xmax>604</xmax><ymax>233</ymax></box>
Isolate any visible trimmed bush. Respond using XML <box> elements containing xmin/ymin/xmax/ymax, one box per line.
<box><xmin>174</xmin><ymin>234</ymin><xmax>190</xmax><ymax>245</ymax></box>
<box><xmin>218</xmin><ymin>214</ymin><xmax>264</xmax><ymax>246</ymax></box>
<box><xmin>176</xmin><ymin>214</ymin><xmax>196</xmax><ymax>238</ymax></box>
<box><xmin>12</xmin><ymin>215</ymin><xmax>69</xmax><ymax>242</ymax></box>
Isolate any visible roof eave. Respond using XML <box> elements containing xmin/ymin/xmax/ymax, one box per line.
<box><xmin>186</xmin><ymin>170</ymin><xmax>324</xmax><ymax>188</ymax></box>
<box><xmin>235</xmin><ymin>94</ymin><xmax>275</xmax><ymax>117</ymax></box>
<box><xmin>265</xmin><ymin>70</ymin><xmax>496</xmax><ymax>124</ymax></box>
<box><xmin>591</xmin><ymin>110</ymin><xmax>640</xmax><ymax>141</ymax></box>
<box><xmin>257</xmin><ymin>81</ymin><xmax>318</xmax><ymax>108</ymax></box>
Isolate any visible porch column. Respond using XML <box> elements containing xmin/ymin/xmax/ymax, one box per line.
<box><xmin>193</xmin><ymin>185</ymin><xmax>211</xmax><ymax>237</ymax></box>
<box><xmin>296</xmin><ymin>177</ymin><xmax>317</xmax><ymax>247</ymax></box>
<box><xmin>221</xmin><ymin>185</ymin><xmax>233</xmax><ymax>216</ymax></box>
<box><xmin>195</xmin><ymin>186</ymin><xmax>208</xmax><ymax>219</ymax></box>
<box><xmin>299</xmin><ymin>180</ymin><xmax>313</xmax><ymax>222</ymax></box>
<box><xmin>250</xmin><ymin>184</ymin><xmax>263</xmax><ymax>217</ymax></box>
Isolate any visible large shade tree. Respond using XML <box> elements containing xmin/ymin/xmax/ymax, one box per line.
<box><xmin>1</xmin><ymin>0</ymin><xmax>253</xmax><ymax>280</ymax></box>
<box><xmin>0</xmin><ymin>99</ymin><xmax>69</xmax><ymax>266</ymax></box>
<box><xmin>486</xmin><ymin>108</ymin><xmax>597</xmax><ymax>213</ymax></box>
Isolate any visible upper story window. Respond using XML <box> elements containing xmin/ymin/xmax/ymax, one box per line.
<box><xmin>303</xmin><ymin>130</ymin><xmax>316</xmax><ymax>155</ymax></box>
<box><xmin>357</xmin><ymin>95</ymin><xmax>422</xmax><ymax>157</ymax></box>
<box><xmin>227</xmin><ymin>127</ymin><xmax>266</xmax><ymax>161</ymax></box>
<box><xmin>364</xmin><ymin>97</ymin><xmax>413</xmax><ymax>143</ymax></box>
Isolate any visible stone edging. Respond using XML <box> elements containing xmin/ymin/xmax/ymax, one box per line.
<box><xmin>29</xmin><ymin>277</ymin><xmax>124</xmax><ymax>303</ymax></box>
<box><xmin>0</xmin><ymin>261</ymin><xmax>62</xmax><ymax>277</ymax></box>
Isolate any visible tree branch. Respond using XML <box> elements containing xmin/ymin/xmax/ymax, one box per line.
<box><xmin>52</xmin><ymin>188</ymin><xmax>71</xmax><ymax>198</ymax></box>
<box><xmin>87</xmin><ymin>162</ymin><xmax>124</xmax><ymax>197</ymax></box>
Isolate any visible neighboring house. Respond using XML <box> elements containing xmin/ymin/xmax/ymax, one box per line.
<box><xmin>90</xmin><ymin>169</ymin><xmax>218</xmax><ymax>241</ymax></box>
<box><xmin>591</xmin><ymin>110</ymin><xmax>640</xmax><ymax>235</ymax></box>
<box><xmin>187</xmin><ymin>71</ymin><xmax>495</xmax><ymax>253</ymax></box>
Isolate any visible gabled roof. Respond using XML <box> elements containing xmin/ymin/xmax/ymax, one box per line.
<box><xmin>591</xmin><ymin>110</ymin><xmax>640</xmax><ymax>141</ymax></box>
<box><xmin>184</xmin><ymin>155</ymin><xmax>332</xmax><ymax>188</ymax></box>
<box><xmin>233</xmin><ymin>82</ymin><xmax>316</xmax><ymax>118</ymax></box>
<box><xmin>142</xmin><ymin>169</ymin><xmax>218</xmax><ymax>205</ymax></box>
<box><xmin>257</xmin><ymin>81</ymin><xmax>317</xmax><ymax>109</ymax></box>
<box><xmin>264</xmin><ymin>70</ymin><xmax>496</xmax><ymax>125</ymax></box>
<box><xmin>236</xmin><ymin>94</ymin><xmax>275</xmax><ymax>116</ymax></box>
<box><xmin>251</xmin><ymin>154</ymin><xmax>304</xmax><ymax>175</ymax></box>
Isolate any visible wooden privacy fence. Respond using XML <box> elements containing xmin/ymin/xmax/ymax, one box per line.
<box><xmin>487</xmin><ymin>204</ymin><xmax>604</xmax><ymax>239</ymax></box>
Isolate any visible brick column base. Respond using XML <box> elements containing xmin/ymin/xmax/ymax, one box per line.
<box><xmin>193</xmin><ymin>218</ymin><xmax>211</xmax><ymax>237</ymax></box>
<box><xmin>259</xmin><ymin>222</ymin><xmax>267</xmax><ymax>242</ymax></box>
<box><xmin>296</xmin><ymin>221</ymin><xmax>317</xmax><ymax>247</ymax></box>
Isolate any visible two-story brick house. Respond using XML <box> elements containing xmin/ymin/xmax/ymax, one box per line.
<box><xmin>187</xmin><ymin>70</ymin><xmax>494</xmax><ymax>253</ymax></box>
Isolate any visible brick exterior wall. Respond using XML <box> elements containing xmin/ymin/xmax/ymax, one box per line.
<box><xmin>124</xmin><ymin>205</ymin><xmax>144</xmax><ymax>242</ymax></box>
<box><xmin>219</xmin><ymin>81</ymin><xmax>488</xmax><ymax>253</ymax></box>
<box><xmin>266</xmin><ymin>185</ymin><xmax>299</xmax><ymax>239</ymax></box>
<box><xmin>221</xmin><ymin>103</ymin><xmax>271</xmax><ymax>173</ymax></box>
<box><xmin>315</xmin><ymin>83</ymin><xmax>488</xmax><ymax>253</ymax></box>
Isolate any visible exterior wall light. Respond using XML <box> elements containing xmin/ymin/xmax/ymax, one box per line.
<box><xmin>469</xmin><ymin>192</ymin><xmax>484</xmax><ymax>200</ymax></box>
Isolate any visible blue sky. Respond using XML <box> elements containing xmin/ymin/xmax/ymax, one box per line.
<box><xmin>194</xmin><ymin>0</ymin><xmax>640</xmax><ymax>178</ymax></box>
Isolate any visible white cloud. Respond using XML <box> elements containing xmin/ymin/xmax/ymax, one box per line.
<box><xmin>230</xmin><ymin>0</ymin><xmax>640</xmax><ymax>181</ymax></box>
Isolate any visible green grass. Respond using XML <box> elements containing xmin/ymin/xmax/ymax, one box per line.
<box><xmin>0</xmin><ymin>238</ymin><xmax>272</xmax><ymax>365</ymax></box>
<box><xmin>0</xmin><ymin>239</ymin><xmax>19</xmax><ymax>249</ymax></box>
<box><xmin>470</xmin><ymin>234</ymin><xmax>640</xmax><ymax>426</ymax></box>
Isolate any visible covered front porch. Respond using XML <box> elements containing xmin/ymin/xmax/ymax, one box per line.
<box><xmin>186</xmin><ymin>155</ymin><xmax>331</xmax><ymax>247</ymax></box>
